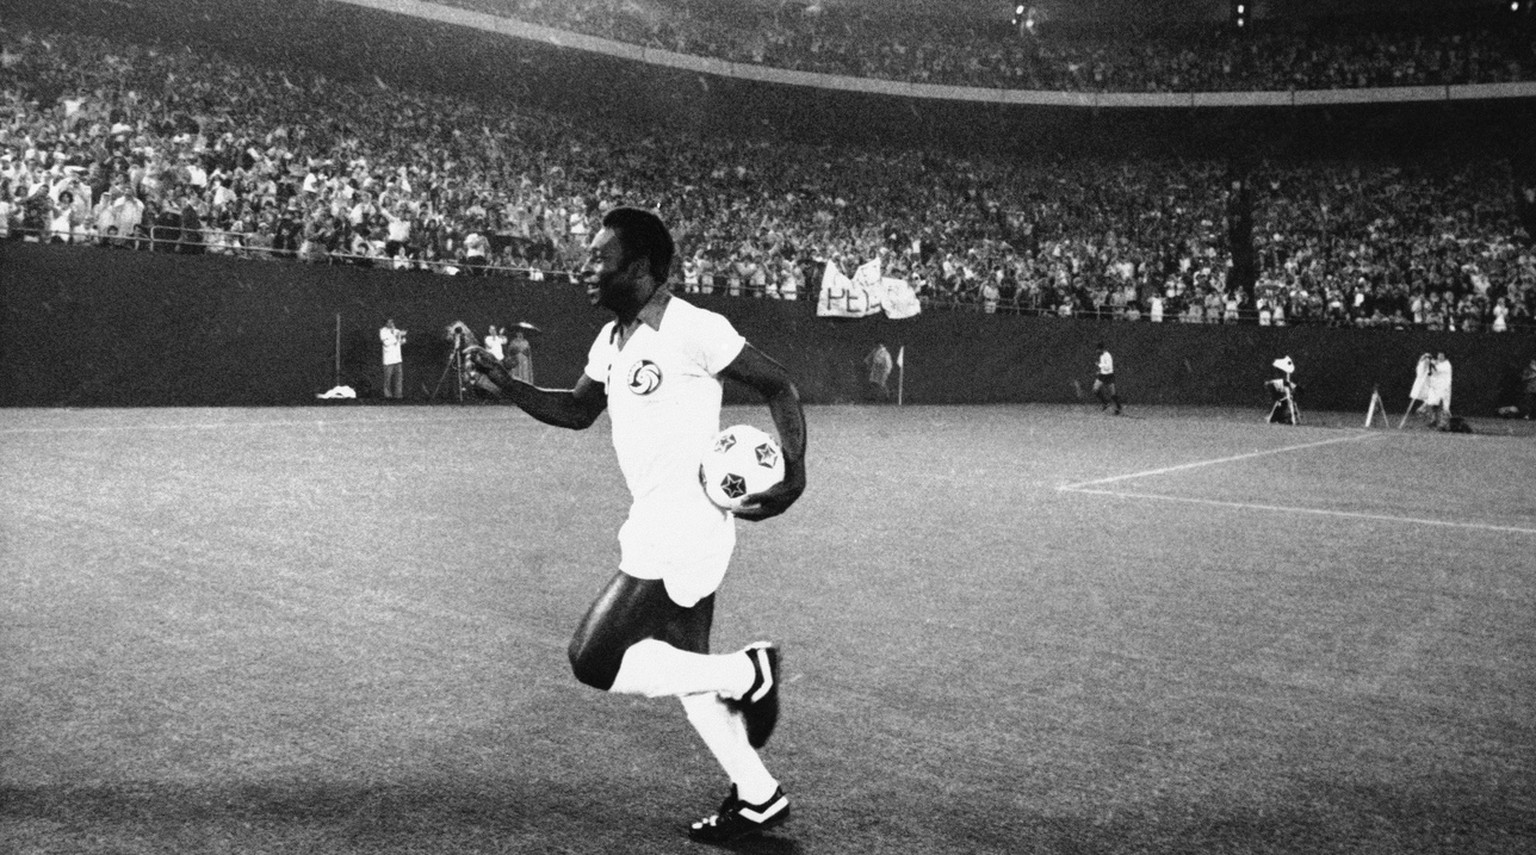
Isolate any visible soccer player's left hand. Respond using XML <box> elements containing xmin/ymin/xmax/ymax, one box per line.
<box><xmin>733</xmin><ymin>464</ymin><xmax>804</xmax><ymax>521</ymax></box>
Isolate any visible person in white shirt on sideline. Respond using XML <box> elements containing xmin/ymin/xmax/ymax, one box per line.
<box><xmin>1423</xmin><ymin>350</ymin><xmax>1453</xmax><ymax>430</ymax></box>
<box><xmin>379</xmin><ymin>319</ymin><xmax>407</xmax><ymax>400</ymax></box>
<box><xmin>1094</xmin><ymin>341</ymin><xmax>1124</xmax><ymax>415</ymax></box>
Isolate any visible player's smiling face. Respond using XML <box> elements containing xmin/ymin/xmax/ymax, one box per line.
<box><xmin>585</xmin><ymin>228</ymin><xmax>640</xmax><ymax>314</ymax></box>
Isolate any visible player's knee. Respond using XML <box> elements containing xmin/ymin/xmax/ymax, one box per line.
<box><xmin>568</xmin><ymin>637</ymin><xmax>620</xmax><ymax>691</ymax></box>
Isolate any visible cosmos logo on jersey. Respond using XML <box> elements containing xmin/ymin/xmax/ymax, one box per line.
<box><xmin>626</xmin><ymin>359</ymin><xmax>662</xmax><ymax>395</ymax></box>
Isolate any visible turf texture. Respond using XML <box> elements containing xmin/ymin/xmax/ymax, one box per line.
<box><xmin>2</xmin><ymin>404</ymin><xmax>1533</xmax><ymax>854</ymax></box>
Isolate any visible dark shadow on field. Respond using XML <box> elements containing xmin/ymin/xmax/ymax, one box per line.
<box><xmin>712</xmin><ymin>834</ymin><xmax>801</xmax><ymax>854</ymax></box>
<box><xmin>0</xmin><ymin>778</ymin><xmax>590</xmax><ymax>825</ymax></box>
<box><xmin>922</xmin><ymin>776</ymin><xmax>1535</xmax><ymax>855</ymax></box>
<box><xmin>0</xmin><ymin>777</ymin><xmax>695</xmax><ymax>850</ymax></box>
<box><xmin>7</xmin><ymin>774</ymin><xmax>1531</xmax><ymax>854</ymax></box>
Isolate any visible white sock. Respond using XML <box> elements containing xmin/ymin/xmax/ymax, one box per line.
<box><xmin>679</xmin><ymin>693</ymin><xmax>779</xmax><ymax>805</ymax></box>
<box><xmin>607</xmin><ymin>639</ymin><xmax>754</xmax><ymax>699</ymax></box>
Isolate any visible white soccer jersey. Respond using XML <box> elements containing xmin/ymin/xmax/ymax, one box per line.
<box><xmin>584</xmin><ymin>297</ymin><xmax>747</xmax><ymax>606</ymax></box>
<box><xmin>1098</xmin><ymin>351</ymin><xmax>1114</xmax><ymax>376</ymax></box>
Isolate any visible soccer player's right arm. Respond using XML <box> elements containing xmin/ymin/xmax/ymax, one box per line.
<box><xmin>466</xmin><ymin>348</ymin><xmax>606</xmax><ymax>429</ymax></box>
<box><xmin>514</xmin><ymin>375</ymin><xmax>607</xmax><ymax>430</ymax></box>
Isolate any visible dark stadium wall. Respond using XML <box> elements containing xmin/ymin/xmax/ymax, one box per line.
<box><xmin>0</xmin><ymin>243</ymin><xmax>606</xmax><ymax>408</ymax></box>
<box><xmin>4</xmin><ymin>243</ymin><xmax>1532</xmax><ymax>413</ymax></box>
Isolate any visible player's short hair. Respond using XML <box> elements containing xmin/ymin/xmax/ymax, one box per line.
<box><xmin>602</xmin><ymin>206</ymin><xmax>674</xmax><ymax>286</ymax></box>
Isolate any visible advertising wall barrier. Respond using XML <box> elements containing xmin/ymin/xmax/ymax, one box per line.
<box><xmin>4</xmin><ymin>243</ymin><xmax>1532</xmax><ymax>413</ymax></box>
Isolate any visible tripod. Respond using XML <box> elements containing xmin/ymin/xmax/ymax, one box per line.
<box><xmin>1266</xmin><ymin>375</ymin><xmax>1300</xmax><ymax>424</ymax></box>
<box><xmin>431</xmin><ymin>331</ymin><xmax>469</xmax><ymax>403</ymax></box>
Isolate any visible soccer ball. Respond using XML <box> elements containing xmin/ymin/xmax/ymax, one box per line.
<box><xmin>700</xmin><ymin>424</ymin><xmax>785</xmax><ymax>510</ymax></box>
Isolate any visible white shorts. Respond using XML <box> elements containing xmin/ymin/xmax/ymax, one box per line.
<box><xmin>618</xmin><ymin>488</ymin><xmax>736</xmax><ymax>608</ymax></box>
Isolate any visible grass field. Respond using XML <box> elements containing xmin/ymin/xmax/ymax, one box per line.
<box><xmin>2</xmin><ymin>403</ymin><xmax>1533</xmax><ymax>855</ymax></box>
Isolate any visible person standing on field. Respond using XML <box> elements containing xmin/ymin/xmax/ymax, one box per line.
<box><xmin>464</xmin><ymin>207</ymin><xmax>806</xmax><ymax>845</ymax></box>
<box><xmin>379</xmin><ymin>319</ymin><xmax>407</xmax><ymax>400</ymax></box>
<box><xmin>483</xmin><ymin>324</ymin><xmax>507</xmax><ymax>364</ymax></box>
<box><xmin>1093</xmin><ymin>341</ymin><xmax>1123</xmax><ymax>415</ymax></box>
<box><xmin>864</xmin><ymin>342</ymin><xmax>893</xmax><ymax>402</ymax></box>
<box><xmin>1423</xmin><ymin>350</ymin><xmax>1453</xmax><ymax>430</ymax></box>
<box><xmin>508</xmin><ymin>326</ymin><xmax>534</xmax><ymax>384</ymax></box>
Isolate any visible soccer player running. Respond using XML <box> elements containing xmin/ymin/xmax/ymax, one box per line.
<box><xmin>1094</xmin><ymin>341</ymin><xmax>1123</xmax><ymax>415</ymax></box>
<box><xmin>464</xmin><ymin>207</ymin><xmax>807</xmax><ymax>844</ymax></box>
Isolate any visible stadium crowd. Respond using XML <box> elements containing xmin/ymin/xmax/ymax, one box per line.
<box><xmin>440</xmin><ymin>0</ymin><xmax>1536</xmax><ymax>92</ymax></box>
<box><xmin>1</xmin><ymin>19</ymin><xmax>1532</xmax><ymax>332</ymax></box>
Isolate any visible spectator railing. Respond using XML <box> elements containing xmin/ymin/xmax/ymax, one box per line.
<box><xmin>55</xmin><ymin>224</ymin><xmax>1514</xmax><ymax>332</ymax></box>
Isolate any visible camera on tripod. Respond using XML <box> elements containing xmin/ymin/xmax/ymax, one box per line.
<box><xmin>444</xmin><ymin>320</ymin><xmax>475</xmax><ymax>346</ymax></box>
<box><xmin>1266</xmin><ymin>355</ymin><xmax>1299</xmax><ymax>425</ymax></box>
<box><xmin>431</xmin><ymin>320</ymin><xmax>480</xmax><ymax>403</ymax></box>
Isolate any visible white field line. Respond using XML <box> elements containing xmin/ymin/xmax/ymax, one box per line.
<box><xmin>1058</xmin><ymin>432</ymin><xmax>1380</xmax><ymax>491</ymax></box>
<box><xmin>1067</xmin><ymin>487</ymin><xmax>1536</xmax><ymax>536</ymax></box>
<box><xmin>1059</xmin><ymin>431</ymin><xmax>1536</xmax><ymax>535</ymax></box>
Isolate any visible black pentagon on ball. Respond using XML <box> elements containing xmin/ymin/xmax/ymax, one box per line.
<box><xmin>753</xmin><ymin>442</ymin><xmax>780</xmax><ymax>468</ymax></box>
<box><xmin>720</xmin><ymin>473</ymin><xmax>748</xmax><ymax>499</ymax></box>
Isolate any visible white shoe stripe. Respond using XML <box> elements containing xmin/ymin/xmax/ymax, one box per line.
<box><xmin>738</xmin><ymin>795</ymin><xmax>788</xmax><ymax>824</ymax></box>
<box><xmin>747</xmin><ymin>648</ymin><xmax>775</xmax><ymax>703</ymax></box>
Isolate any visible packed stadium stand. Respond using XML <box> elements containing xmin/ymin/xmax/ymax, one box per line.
<box><xmin>2</xmin><ymin>0</ymin><xmax>1533</xmax><ymax>336</ymax></box>
<box><xmin>435</xmin><ymin>0</ymin><xmax>1536</xmax><ymax>91</ymax></box>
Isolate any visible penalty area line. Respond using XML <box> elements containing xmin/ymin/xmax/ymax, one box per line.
<box><xmin>1058</xmin><ymin>432</ymin><xmax>1381</xmax><ymax>491</ymax></box>
<box><xmin>1065</xmin><ymin>487</ymin><xmax>1536</xmax><ymax>536</ymax></box>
